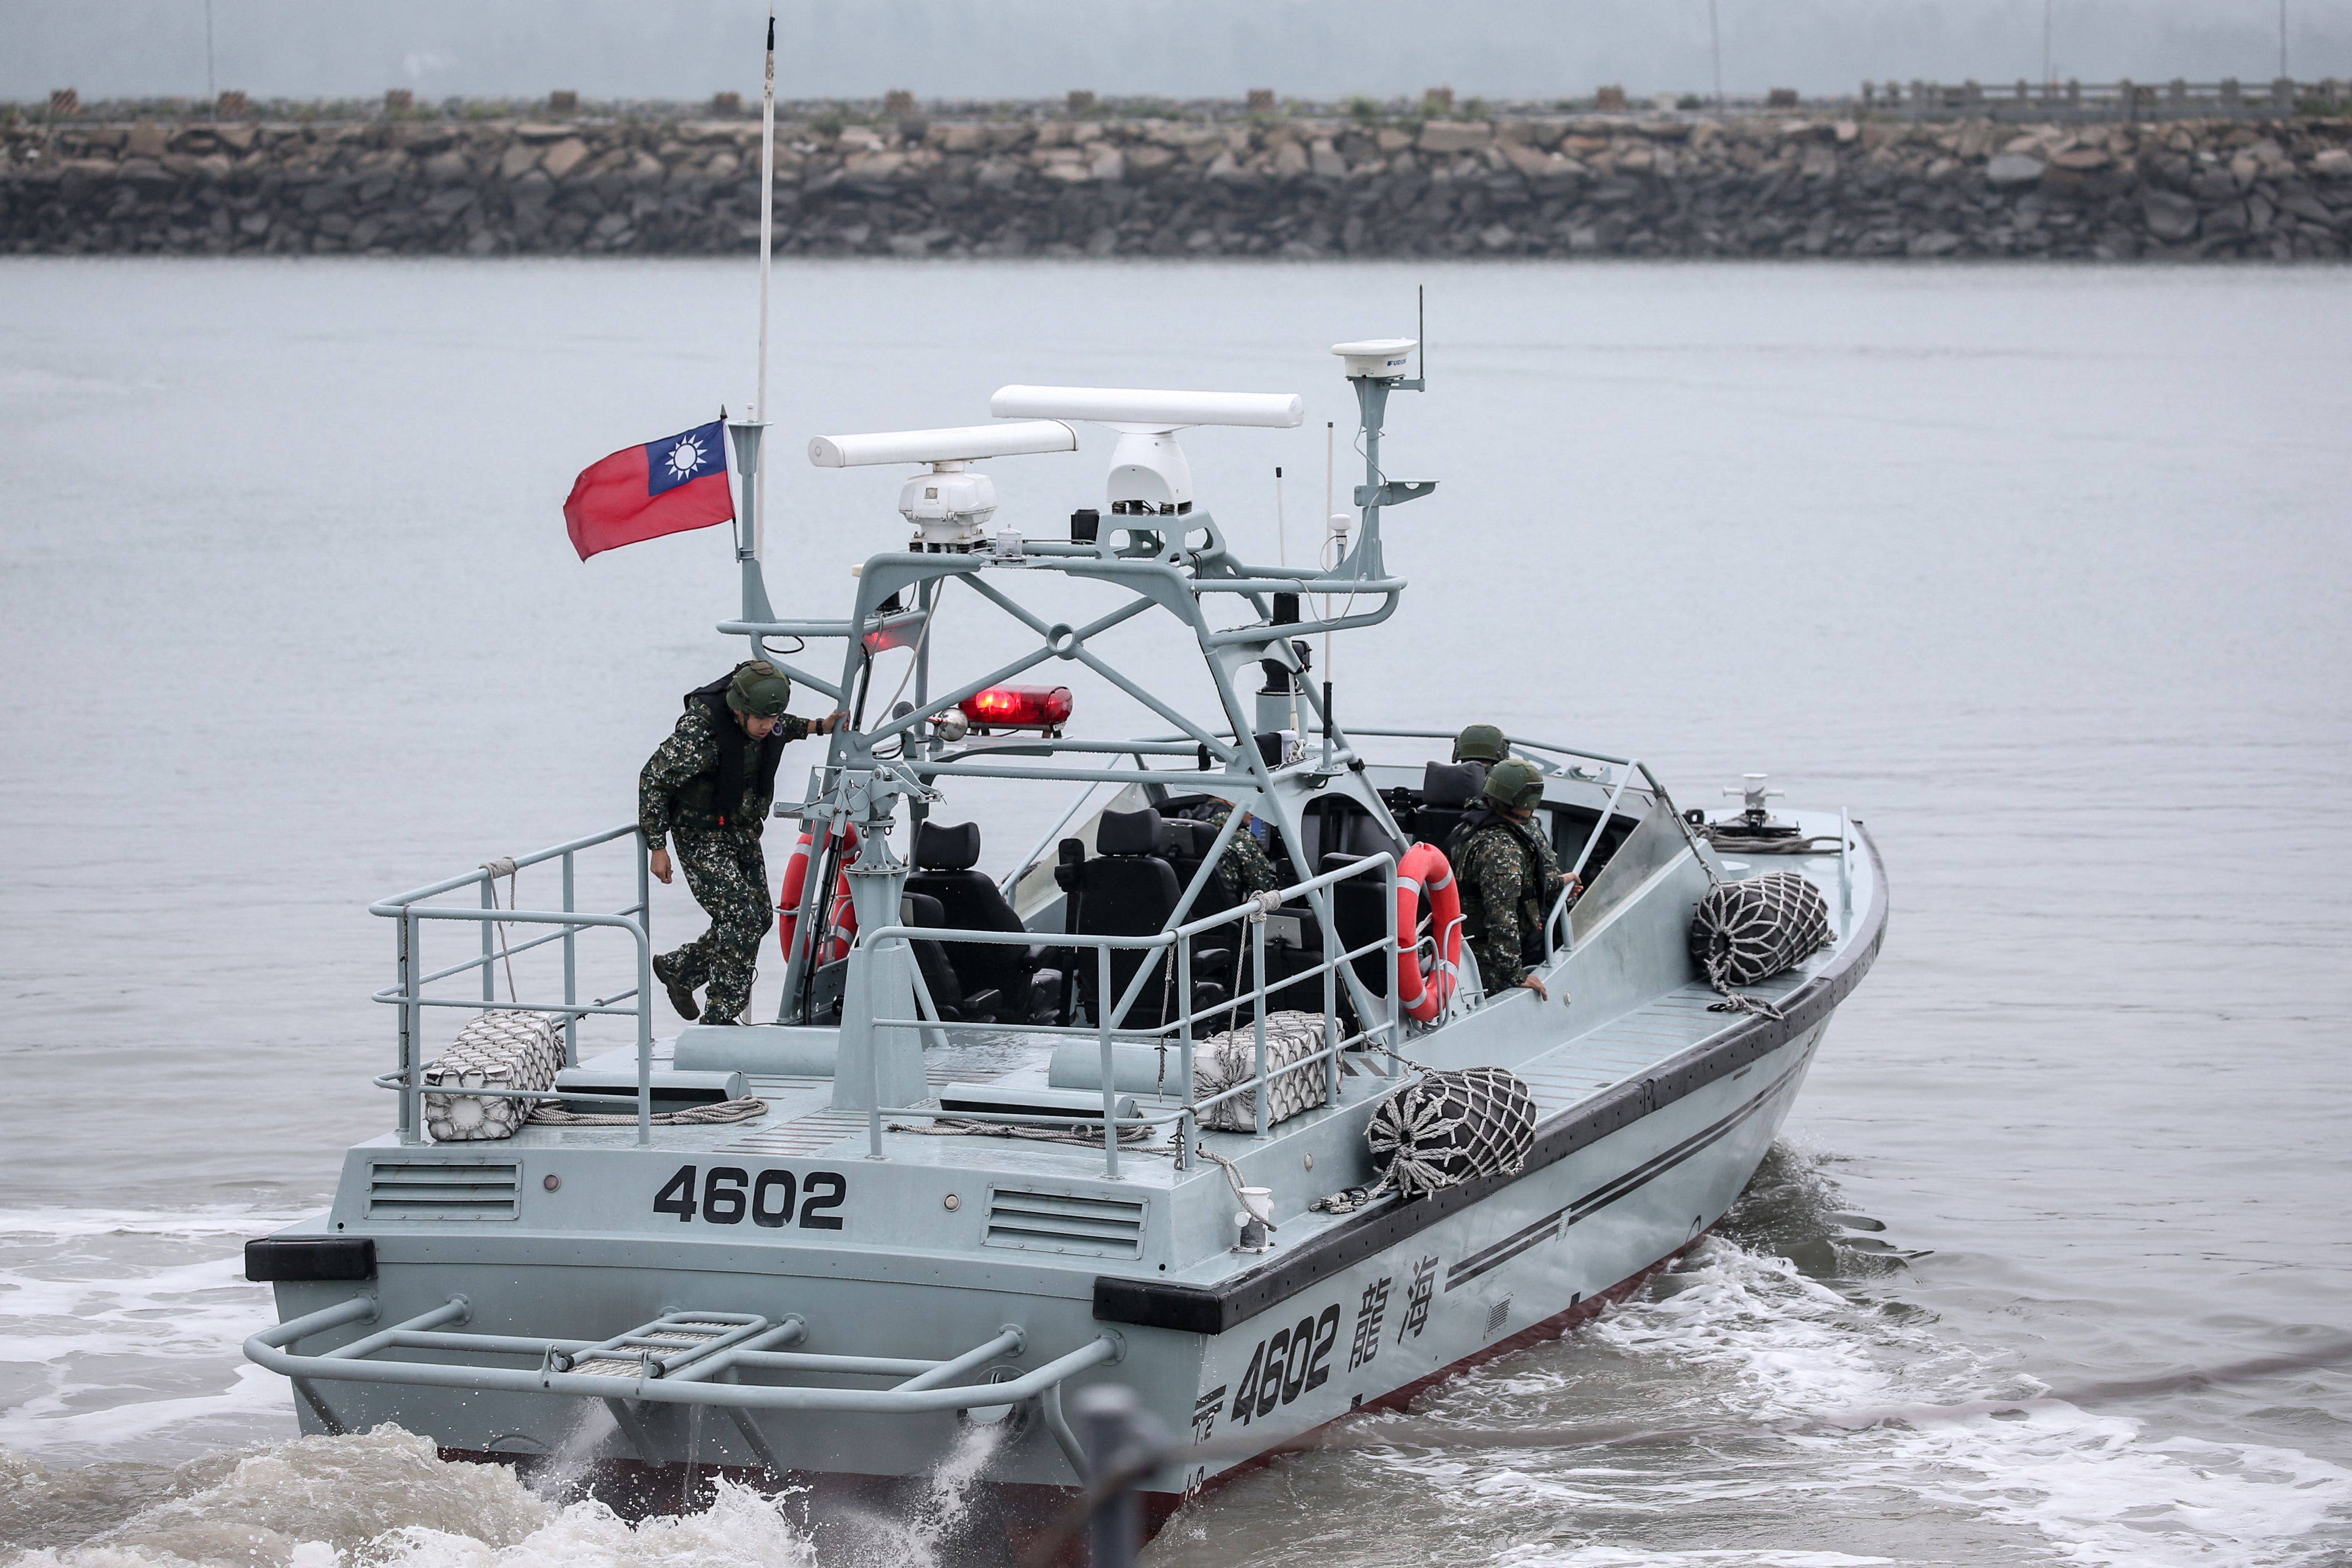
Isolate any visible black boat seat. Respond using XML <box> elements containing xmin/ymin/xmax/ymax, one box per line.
<box><xmin>904</xmin><ymin>819</ymin><xmax>1046</xmax><ymax>1015</ymax></box>
<box><xmin>1412</xmin><ymin>760</ymin><xmax>1485</xmax><ymax>846</ymax></box>
<box><xmin>900</xmin><ymin>891</ymin><xmax>1002</xmax><ymax>1024</ymax></box>
<box><xmin>1297</xmin><ymin>799</ymin><xmax>1404</xmax><ymax>870</ymax></box>
<box><xmin>1073</xmin><ymin>807</ymin><xmax>1185</xmax><ymax>1028</ymax></box>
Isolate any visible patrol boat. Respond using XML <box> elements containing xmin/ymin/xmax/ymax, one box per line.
<box><xmin>243</xmin><ymin>336</ymin><xmax>1887</xmax><ymax>1545</ymax></box>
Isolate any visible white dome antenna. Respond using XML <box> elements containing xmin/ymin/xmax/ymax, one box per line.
<box><xmin>1331</xmin><ymin>337</ymin><xmax>1417</xmax><ymax>380</ymax></box>
<box><xmin>807</xmin><ymin>420</ymin><xmax>1077</xmax><ymax>550</ymax></box>
<box><xmin>990</xmin><ymin>385</ymin><xmax>1304</xmax><ymax>517</ymax></box>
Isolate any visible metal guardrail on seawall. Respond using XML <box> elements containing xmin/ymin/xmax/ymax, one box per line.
<box><xmin>1867</xmin><ymin>76</ymin><xmax>2344</xmax><ymax>122</ymax></box>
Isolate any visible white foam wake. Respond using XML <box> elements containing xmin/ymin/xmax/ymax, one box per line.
<box><xmin>1408</xmin><ymin>1241</ymin><xmax>2352</xmax><ymax>1568</ymax></box>
<box><xmin>0</xmin><ymin>1206</ymin><xmax>310</xmax><ymax>1463</ymax></box>
<box><xmin>1</xmin><ymin>1428</ymin><xmax>817</xmax><ymax>1568</ymax></box>
<box><xmin>0</xmin><ymin>1422</ymin><xmax>1030</xmax><ymax>1568</ymax></box>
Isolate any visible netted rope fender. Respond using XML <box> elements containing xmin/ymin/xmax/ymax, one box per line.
<box><xmin>1314</xmin><ymin>1065</ymin><xmax>1537</xmax><ymax>1213</ymax></box>
<box><xmin>1689</xmin><ymin>869</ymin><xmax>1834</xmax><ymax>1019</ymax></box>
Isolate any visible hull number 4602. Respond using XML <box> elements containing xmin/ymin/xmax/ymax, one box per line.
<box><xmin>653</xmin><ymin>1164</ymin><xmax>846</xmax><ymax>1229</ymax></box>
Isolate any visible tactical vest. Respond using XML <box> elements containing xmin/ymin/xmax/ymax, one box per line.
<box><xmin>677</xmin><ymin>672</ymin><xmax>785</xmax><ymax>830</ymax></box>
<box><xmin>1445</xmin><ymin>809</ymin><xmax>1553</xmax><ymax>965</ymax></box>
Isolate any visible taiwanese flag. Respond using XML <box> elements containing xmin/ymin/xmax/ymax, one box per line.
<box><xmin>563</xmin><ymin>420</ymin><xmax>736</xmax><ymax>561</ymax></box>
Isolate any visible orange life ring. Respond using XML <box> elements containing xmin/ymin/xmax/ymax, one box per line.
<box><xmin>777</xmin><ymin>824</ymin><xmax>858</xmax><ymax>964</ymax></box>
<box><xmin>1396</xmin><ymin>842</ymin><xmax>1463</xmax><ymax>1023</ymax></box>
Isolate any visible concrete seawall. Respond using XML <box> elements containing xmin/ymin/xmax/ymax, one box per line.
<box><xmin>6</xmin><ymin>109</ymin><xmax>2350</xmax><ymax>260</ymax></box>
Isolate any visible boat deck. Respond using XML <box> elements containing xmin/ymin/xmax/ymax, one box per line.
<box><xmin>465</xmin><ymin>955</ymin><xmax>1820</xmax><ymax>1195</ymax></box>
<box><xmin>354</xmin><ymin>831</ymin><xmax>1866</xmax><ymax>1300</ymax></box>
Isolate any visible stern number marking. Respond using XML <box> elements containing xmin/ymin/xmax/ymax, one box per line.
<box><xmin>654</xmin><ymin>1164</ymin><xmax>846</xmax><ymax>1229</ymax></box>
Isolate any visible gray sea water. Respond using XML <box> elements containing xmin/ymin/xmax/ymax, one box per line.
<box><xmin>2</xmin><ymin>257</ymin><xmax>2349</xmax><ymax>1567</ymax></box>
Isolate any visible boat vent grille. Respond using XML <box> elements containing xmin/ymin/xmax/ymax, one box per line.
<box><xmin>366</xmin><ymin>1159</ymin><xmax>522</xmax><ymax>1220</ymax></box>
<box><xmin>984</xmin><ymin>1188</ymin><xmax>1145</xmax><ymax>1259</ymax></box>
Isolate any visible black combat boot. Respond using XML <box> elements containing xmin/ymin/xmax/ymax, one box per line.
<box><xmin>651</xmin><ymin>952</ymin><xmax>700</xmax><ymax>1022</ymax></box>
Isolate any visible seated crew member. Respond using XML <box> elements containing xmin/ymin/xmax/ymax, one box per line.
<box><xmin>1451</xmin><ymin>723</ymin><xmax>1509</xmax><ymax>784</ymax></box>
<box><xmin>1197</xmin><ymin>802</ymin><xmax>1284</xmax><ymax>902</ymax></box>
<box><xmin>642</xmin><ymin>660</ymin><xmax>846</xmax><ymax>1025</ymax></box>
<box><xmin>1445</xmin><ymin>758</ymin><xmax>1581</xmax><ymax>1003</ymax></box>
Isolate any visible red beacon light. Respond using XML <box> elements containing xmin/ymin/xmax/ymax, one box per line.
<box><xmin>959</xmin><ymin>684</ymin><xmax>1074</xmax><ymax>737</ymax></box>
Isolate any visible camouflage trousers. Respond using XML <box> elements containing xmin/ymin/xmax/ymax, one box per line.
<box><xmin>660</xmin><ymin>825</ymin><xmax>773</xmax><ymax>1024</ymax></box>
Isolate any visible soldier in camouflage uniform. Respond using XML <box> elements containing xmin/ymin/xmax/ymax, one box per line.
<box><xmin>642</xmin><ymin>661</ymin><xmax>846</xmax><ymax>1024</ymax></box>
<box><xmin>1452</xmin><ymin>722</ymin><xmax>1509</xmax><ymax>779</ymax></box>
<box><xmin>1445</xmin><ymin>758</ymin><xmax>1579</xmax><ymax>1004</ymax></box>
<box><xmin>1198</xmin><ymin>803</ymin><xmax>1284</xmax><ymax>902</ymax></box>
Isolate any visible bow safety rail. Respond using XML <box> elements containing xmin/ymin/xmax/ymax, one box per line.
<box><xmin>243</xmin><ymin>1296</ymin><xmax>1120</xmax><ymax>1476</ymax></box>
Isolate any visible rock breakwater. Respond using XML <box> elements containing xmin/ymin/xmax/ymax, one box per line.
<box><xmin>6</xmin><ymin>109</ymin><xmax>2350</xmax><ymax>260</ymax></box>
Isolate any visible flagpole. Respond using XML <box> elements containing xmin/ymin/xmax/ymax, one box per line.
<box><xmin>729</xmin><ymin>5</ymin><xmax>780</xmax><ymax>624</ymax></box>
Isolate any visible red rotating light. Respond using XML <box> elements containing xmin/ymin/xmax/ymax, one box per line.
<box><xmin>958</xmin><ymin>685</ymin><xmax>1074</xmax><ymax>735</ymax></box>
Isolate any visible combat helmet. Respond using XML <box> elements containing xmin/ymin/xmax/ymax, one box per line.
<box><xmin>1453</xmin><ymin>723</ymin><xmax>1509</xmax><ymax>765</ymax></box>
<box><xmin>1482</xmin><ymin>757</ymin><xmax>1545</xmax><ymax>811</ymax></box>
<box><xmin>726</xmin><ymin>660</ymin><xmax>794</xmax><ymax>718</ymax></box>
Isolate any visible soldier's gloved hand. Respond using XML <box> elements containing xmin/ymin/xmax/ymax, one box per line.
<box><xmin>649</xmin><ymin>847</ymin><xmax>674</xmax><ymax>884</ymax></box>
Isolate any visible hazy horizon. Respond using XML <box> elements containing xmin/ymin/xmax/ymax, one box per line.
<box><xmin>5</xmin><ymin>0</ymin><xmax>2344</xmax><ymax>107</ymax></box>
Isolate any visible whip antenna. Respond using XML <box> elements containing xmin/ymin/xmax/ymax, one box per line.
<box><xmin>724</xmin><ymin>5</ymin><xmax>781</xmax><ymax>625</ymax></box>
<box><xmin>753</xmin><ymin>5</ymin><xmax>777</xmax><ymax>556</ymax></box>
<box><xmin>1274</xmin><ymin>464</ymin><xmax>1287</xmax><ymax>566</ymax></box>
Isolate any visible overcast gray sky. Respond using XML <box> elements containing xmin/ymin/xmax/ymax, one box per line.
<box><xmin>5</xmin><ymin>1</ymin><xmax>2343</xmax><ymax>105</ymax></box>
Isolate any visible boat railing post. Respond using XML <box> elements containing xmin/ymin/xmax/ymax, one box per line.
<box><xmin>560</xmin><ymin>848</ymin><xmax>578</xmax><ymax>1068</ymax></box>
<box><xmin>1568</xmin><ymin>759</ymin><xmax>1640</xmax><ymax>887</ymax></box>
<box><xmin>1839</xmin><ymin>807</ymin><xmax>1853</xmax><ymax>929</ymax></box>
<box><xmin>479</xmin><ymin>873</ymin><xmax>495</xmax><ymax>1004</ymax></box>
<box><xmin>866</xmin><ymin>946</ymin><xmax>886</xmax><ymax>1159</ymax></box>
<box><xmin>1097</xmin><ymin>944</ymin><xmax>1120</xmax><ymax>1178</ymax></box>
<box><xmin>397</xmin><ymin>908</ymin><xmax>420</xmax><ymax>1144</ymax></box>
<box><xmin>1321</xmin><ymin>891</ymin><xmax>1340</xmax><ymax>1106</ymax></box>
<box><xmin>1176</xmin><ymin>937</ymin><xmax>1195</xmax><ymax>1169</ymax></box>
<box><xmin>1251</xmin><ymin>914</ymin><xmax>1270</xmax><ymax>1137</ymax></box>
<box><xmin>1383</xmin><ymin>857</ymin><xmax>1400</xmax><ymax>1070</ymax></box>
<box><xmin>634</xmin><ymin>917</ymin><xmax>653</xmax><ymax>1146</ymax></box>
<box><xmin>637</xmin><ymin>829</ymin><xmax>652</xmax><ymax>950</ymax></box>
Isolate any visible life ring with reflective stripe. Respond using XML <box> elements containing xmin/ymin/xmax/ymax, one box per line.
<box><xmin>777</xmin><ymin>823</ymin><xmax>858</xmax><ymax>964</ymax></box>
<box><xmin>1396</xmin><ymin>842</ymin><xmax>1462</xmax><ymax>1023</ymax></box>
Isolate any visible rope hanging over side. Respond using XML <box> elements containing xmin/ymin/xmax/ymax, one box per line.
<box><xmin>480</xmin><ymin>857</ymin><xmax>521</xmax><ymax>1004</ymax></box>
<box><xmin>1689</xmin><ymin>870</ymin><xmax>1834</xmax><ymax>1019</ymax></box>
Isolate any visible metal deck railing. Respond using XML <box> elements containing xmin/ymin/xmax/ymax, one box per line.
<box><xmin>860</xmin><ymin>851</ymin><xmax>1404</xmax><ymax>1177</ymax></box>
<box><xmin>369</xmin><ymin>823</ymin><xmax>659</xmax><ymax>1144</ymax></box>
